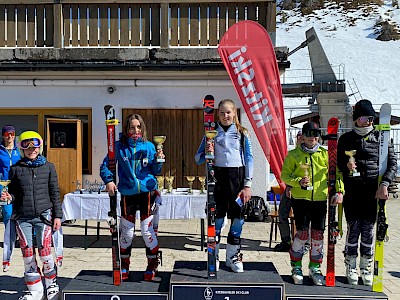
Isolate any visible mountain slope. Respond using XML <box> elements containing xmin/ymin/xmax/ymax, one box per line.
<box><xmin>276</xmin><ymin>0</ymin><xmax>400</xmax><ymax>115</ymax></box>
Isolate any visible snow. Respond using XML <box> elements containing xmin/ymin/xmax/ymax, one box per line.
<box><xmin>276</xmin><ymin>0</ymin><xmax>400</xmax><ymax>119</ymax></box>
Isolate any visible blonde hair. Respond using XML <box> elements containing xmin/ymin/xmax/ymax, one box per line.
<box><xmin>218</xmin><ymin>99</ymin><xmax>248</xmax><ymax>135</ymax></box>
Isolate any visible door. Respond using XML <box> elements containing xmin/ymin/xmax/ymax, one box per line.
<box><xmin>46</xmin><ymin>118</ymin><xmax>82</xmax><ymax>199</ymax></box>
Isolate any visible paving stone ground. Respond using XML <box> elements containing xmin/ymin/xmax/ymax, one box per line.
<box><xmin>1</xmin><ymin>196</ymin><xmax>400</xmax><ymax>299</ymax></box>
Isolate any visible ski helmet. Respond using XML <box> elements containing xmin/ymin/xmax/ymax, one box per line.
<box><xmin>18</xmin><ymin>130</ymin><xmax>43</xmax><ymax>156</ymax></box>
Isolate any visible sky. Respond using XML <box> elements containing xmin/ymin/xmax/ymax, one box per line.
<box><xmin>275</xmin><ymin>0</ymin><xmax>400</xmax><ymax>121</ymax></box>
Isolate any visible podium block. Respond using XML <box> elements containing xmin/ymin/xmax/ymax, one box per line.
<box><xmin>62</xmin><ymin>270</ymin><xmax>169</xmax><ymax>300</ymax></box>
<box><xmin>170</xmin><ymin>261</ymin><xmax>284</xmax><ymax>300</ymax></box>
<box><xmin>282</xmin><ymin>275</ymin><xmax>388</xmax><ymax>300</ymax></box>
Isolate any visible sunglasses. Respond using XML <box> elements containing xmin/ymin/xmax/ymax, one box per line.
<box><xmin>358</xmin><ymin>116</ymin><xmax>374</xmax><ymax>123</ymax></box>
<box><xmin>20</xmin><ymin>138</ymin><xmax>42</xmax><ymax>149</ymax></box>
<box><xmin>3</xmin><ymin>131</ymin><xmax>15</xmax><ymax>137</ymax></box>
<box><xmin>303</xmin><ymin>130</ymin><xmax>321</xmax><ymax>138</ymax></box>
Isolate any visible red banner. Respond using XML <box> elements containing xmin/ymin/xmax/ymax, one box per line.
<box><xmin>218</xmin><ymin>20</ymin><xmax>287</xmax><ymax>189</ymax></box>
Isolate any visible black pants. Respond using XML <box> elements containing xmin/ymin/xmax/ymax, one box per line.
<box><xmin>121</xmin><ymin>191</ymin><xmax>156</xmax><ymax>222</ymax></box>
<box><xmin>214</xmin><ymin>166</ymin><xmax>245</xmax><ymax>220</ymax></box>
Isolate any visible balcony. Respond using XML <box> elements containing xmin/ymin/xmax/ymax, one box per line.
<box><xmin>0</xmin><ymin>1</ymin><xmax>288</xmax><ymax>74</ymax></box>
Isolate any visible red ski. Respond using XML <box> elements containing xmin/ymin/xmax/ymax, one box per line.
<box><xmin>325</xmin><ymin>117</ymin><xmax>340</xmax><ymax>286</ymax></box>
<box><xmin>104</xmin><ymin>105</ymin><xmax>122</xmax><ymax>286</ymax></box>
<box><xmin>203</xmin><ymin>95</ymin><xmax>217</xmax><ymax>278</ymax></box>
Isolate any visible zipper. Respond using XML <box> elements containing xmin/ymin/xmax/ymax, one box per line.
<box><xmin>133</xmin><ymin>144</ymin><xmax>140</xmax><ymax>193</ymax></box>
<box><xmin>309</xmin><ymin>154</ymin><xmax>314</xmax><ymax>201</ymax></box>
<box><xmin>32</xmin><ymin>167</ymin><xmax>37</xmax><ymax>215</ymax></box>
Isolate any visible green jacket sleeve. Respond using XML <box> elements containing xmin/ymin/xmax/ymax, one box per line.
<box><xmin>281</xmin><ymin>152</ymin><xmax>302</xmax><ymax>188</ymax></box>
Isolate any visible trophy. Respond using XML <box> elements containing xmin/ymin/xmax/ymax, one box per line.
<box><xmin>73</xmin><ymin>180</ymin><xmax>82</xmax><ymax>194</ymax></box>
<box><xmin>198</xmin><ymin>176</ymin><xmax>206</xmax><ymax>194</ymax></box>
<box><xmin>0</xmin><ymin>180</ymin><xmax>11</xmax><ymax>205</ymax></box>
<box><xmin>205</xmin><ymin>130</ymin><xmax>218</xmax><ymax>159</ymax></box>
<box><xmin>345</xmin><ymin>150</ymin><xmax>360</xmax><ymax>177</ymax></box>
<box><xmin>300</xmin><ymin>161</ymin><xmax>313</xmax><ymax>190</ymax></box>
<box><xmin>153</xmin><ymin>135</ymin><xmax>166</xmax><ymax>162</ymax></box>
<box><xmin>186</xmin><ymin>176</ymin><xmax>196</xmax><ymax>194</ymax></box>
<box><xmin>165</xmin><ymin>176</ymin><xmax>174</xmax><ymax>193</ymax></box>
<box><xmin>156</xmin><ymin>176</ymin><xmax>165</xmax><ymax>192</ymax></box>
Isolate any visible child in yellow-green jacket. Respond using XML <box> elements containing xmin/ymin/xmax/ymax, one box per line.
<box><xmin>281</xmin><ymin>121</ymin><xmax>344</xmax><ymax>286</ymax></box>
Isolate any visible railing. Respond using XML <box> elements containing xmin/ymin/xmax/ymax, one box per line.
<box><xmin>0</xmin><ymin>0</ymin><xmax>276</xmax><ymax>48</ymax></box>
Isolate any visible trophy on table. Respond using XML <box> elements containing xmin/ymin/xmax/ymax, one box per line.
<box><xmin>345</xmin><ymin>150</ymin><xmax>360</xmax><ymax>177</ymax></box>
<box><xmin>198</xmin><ymin>176</ymin><xmax>206</xmax><ymax>194</ymax></box>
<box><xmin>185</xmin><ymin>176</ymin><xmax>196</xmax><ymax>194</ymax></box>
<box><xmin>0</xmin><ymin>174</ymin><xmax>11</xmax><ymax>205</ymax></box>
<box><xmin>165</xmin><ymin>176</ymin><xmax>174</xmax><ymax>193</ymax></box>
<box><xmin>300</xmin><ymin>160</ymin><xmax>313</xmax><ymax>190</ymax></box>
<box><xmin>156</xmin><ymin>176</ymin><xmax>165</xmax><ymax>193</ymax></box>
<box><xmin>205</xmin><ymin>130</ymin><xmax>218</xmax><ymax>159</ymax></box>
<box><xmin>73</xmin><ymin>180</ymin><xmax>82</xmax><ymax>194</ymax></box>
<box><xmin>153</xmin><ymin>135</ymin><xmax>166</xmax><ymax>163</ymax></box>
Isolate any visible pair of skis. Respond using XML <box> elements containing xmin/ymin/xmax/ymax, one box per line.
<box><xmin>325</xmin><ymin>117</ymin><xmax>340</xmax><ymax>287</ymax></box>
<box><xmin>372</xmin><ymin>103</ymin><xmax>391</xmax><ymax>292</ymax></box>
<box><xmin>104</xmin><ymin>105</ymin><xmax>122</xmax><ymax>286</ymax></box>
<box><xmin>203</xmin><ymin>95</ymin><xmax>218</xmax><ymax>278</ymax></box>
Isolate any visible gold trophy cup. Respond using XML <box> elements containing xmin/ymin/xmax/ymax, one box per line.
<box><xmin>156</xmin><ymin>176</ymin><xmax>165</xmax><ymax>193</ymax></box>
<box><xmin>345</xmin><ymin>150</ymin><xmax>360</xmax><ymax>177</ymax></box>
<box><xmin>185</xmin><ymin>176</ymin><xmax>196</xmax><ymax>194</ymax></box>
<box><xmin>198</xmin><ymin>176</ymin><xmax>206</xmax><ymax>194</ymax></box>
<box><xmin>205</xmin><ymin>130</ymin><xmax>218</xmax><ymax>159</ymax></box>
<box><xmin>0</xmin><ymin>180</ymin><xmax>11</xmax><ymax>205</ymax></box>
<box><xmin>153</xmin><ymin>135</ymin><xmax>166</xmax><ymax>163</ymax></box>
<box><xmin>300</xmin><ymin>162</ymin><xmax>313</xmax><ymax>190</ymax></box>
<box><xmin>165</xmin><ymin>176</ymin><xmax>174</xmax><ymax>193</ymax></box>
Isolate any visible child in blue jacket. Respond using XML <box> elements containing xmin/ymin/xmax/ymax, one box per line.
<box><xmin>100</xmin><ymin>114</ymin><xmax>164</xmax><ymax>281</ymax></box>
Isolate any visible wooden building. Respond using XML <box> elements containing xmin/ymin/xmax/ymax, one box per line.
<box><xmin>0</xmin><ymin>0</ymin><xmax>288</xmax><ymax>198</ymax></box>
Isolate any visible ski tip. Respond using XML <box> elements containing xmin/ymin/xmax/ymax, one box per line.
<box><xmin>204</xmin><ymin>95</ymin><xmax>214</xmax><ymax>100</ymax></box>
<box><xmin>328</xmin><ymin>117</ymin><xmax>340</xmax><ymax>126</ymax></box>
<box><xmin>379</xmin><ymin>103</ymin><xmax>391</xmax><ymax>115</ymax></box>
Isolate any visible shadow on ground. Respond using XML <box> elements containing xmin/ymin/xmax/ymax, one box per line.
<box><xmin>0</xmin><ymin>275</ymin><xmax>73</xmax><ymax>300</ymax></box>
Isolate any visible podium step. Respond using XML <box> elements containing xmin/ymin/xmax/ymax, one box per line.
<box><xmin>170</xmin><ymin>261</ymin><xmax>284</xmax><ymax>300</ymax></box>
<box><xmin>62</xmin><ymin>270</ymin><xmax>169</xmax><ymax>300</ymax></box>
<box><xmin>282</xmin><ymin>275</ymin><xmax>388</xmax><ymax>299</ymax></box>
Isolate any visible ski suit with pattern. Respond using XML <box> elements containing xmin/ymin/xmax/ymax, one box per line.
<box><xmin>100</xmin><ymin>134</ymin><xmax>163</xmax><ymax>277</ymax></box>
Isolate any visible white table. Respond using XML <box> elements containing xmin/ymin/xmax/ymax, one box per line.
<box><xmin>62</xmin><ymin>189</ymin><xmax>206</xmax><ymax>220</ymax></box>
<box><xmin>62</xmin><ymin>190</ymin><xmax>207</xmax><ymax>248</ymax></box>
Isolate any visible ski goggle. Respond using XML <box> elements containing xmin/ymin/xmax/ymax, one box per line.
<box><xmin>358</xmin><ymin>116</ymin><xmax>374</xmax><ymax>123</ymax></box>
<box><xmin>3</xmin><ymin>131</ymin><xmax>15</xmax><ymax>137</ymax></box>
<box><xmin>303</xmin><ymin>130</ymin><xmax>321</xmax><ymax>138</ymax></box>
<box><xmin>19</xmin><ymin>138</ymin><xmax>42</xmax><ymax>149</ymax></box>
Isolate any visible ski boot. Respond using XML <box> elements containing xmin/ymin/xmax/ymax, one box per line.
<box><xmin>345</xmin><ymin>255</ymin><xmax>359</xmax><ymax>285</ymax></box>
<box><xmin>309</xmin><ymin>262</ymin><xmax>325</xmax><ymax>286</ymax></box>
<box><xmin>120</xmin><ymin>248</ymin><xmax>131</xmax><ymax>281</ymax></box>
<box><xmin>121</xmin><ymin>257</ymin><xmax>130</xmax><ymax>281</ymax></box>
<box><xmin>18</xmin><ymin>282</ymin><xmax>44</xmax><ymax>300</ymax></box>
<box><xmin>226</xmin><ymin>243</ymin><xmax>243</xmax><ymax>273</ymax></box>
<box><xmin>3</xmin><ymin>261</ymin><xmax>10</xmax><ymax>272</ymax></box>
<box><xmin>291</xmin><ymin>261</ymin><xmax>303</xmax><ymax>284</ymax></box>
<box><xmin>360</xmin><ymin>255</ymin><xmax>373</xmax><ymax>286</ymax></box>
<box><xmin>45</xmin><ymin>276</ymin><xmax>59</xmax><ymax>300</ymax></box>
<box><xmin>144</xmin><ymin>247</ymin><xmax>162</xmax><ymax>281</ymax></box>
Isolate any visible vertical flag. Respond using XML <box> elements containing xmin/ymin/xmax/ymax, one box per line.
<box><xmin>218</xmin><ymin>20</ymin><xmax>287</xmax><ymax>188</ymax></box>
